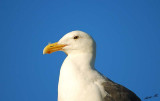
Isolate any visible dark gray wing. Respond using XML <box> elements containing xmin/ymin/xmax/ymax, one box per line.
<box><xmin>102</xmin><ymin>78</ymin><xmax>141</xmax><ymax>101</ymax></box>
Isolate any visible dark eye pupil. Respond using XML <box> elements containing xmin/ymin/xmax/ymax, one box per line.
<box><xmin>74</xmin><ymin>36</ymin><xmax>79</xmax><ymax>39</ymax></box>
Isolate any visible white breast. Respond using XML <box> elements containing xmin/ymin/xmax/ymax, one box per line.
<box><xmin>58</xmin><ymin>55</ymin><xmax>107</xmax><ymax>101</ymax></box>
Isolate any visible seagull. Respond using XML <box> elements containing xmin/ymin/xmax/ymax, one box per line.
<box><xmin>43</xmin><ymin>31</ymin><xmax>141</xmax><ymax>101</ymax></box>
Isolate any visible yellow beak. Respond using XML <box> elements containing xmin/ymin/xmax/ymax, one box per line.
<box><xmin>43</xmin><ymin>42</ymin><xmax>66</xmax><ymax>54</ymax></box>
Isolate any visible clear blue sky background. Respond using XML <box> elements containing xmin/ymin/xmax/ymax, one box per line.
<box><xmin>0</xmin><ymin>0</ymin><xmax>160</xmax><ymax>101</ymax></box>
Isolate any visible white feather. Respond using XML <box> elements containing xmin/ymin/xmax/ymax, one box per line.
<box><xmin>57</xmin><ymin>31</ymin><xmax>107</xmax><ymax>101</ymax></box>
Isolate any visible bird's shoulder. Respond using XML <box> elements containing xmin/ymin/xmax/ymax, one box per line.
<box><xmin>102</xmin><ymin>78</ymin><xmax>141</xmax><ymax>101</ymax></box>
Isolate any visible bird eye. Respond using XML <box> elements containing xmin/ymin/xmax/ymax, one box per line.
<box><xmin>73</xmin><ymin>36</ymin><xmax>79</xmax><ymax>39</ymax></box>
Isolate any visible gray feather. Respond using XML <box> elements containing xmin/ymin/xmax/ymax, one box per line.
<box><xmin>102</xmin><ymin>78</ymin><xmax>141</xmax><ymax>101</ymax></box>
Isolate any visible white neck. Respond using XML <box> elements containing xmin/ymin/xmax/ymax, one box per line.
<box><xmin>68</xmin><ymin>52</ymin><xmax>95</xmax><ymax>69</ymax></box>
<box><xmin>58</xmin><ymin>52</ymin><xmax>107</xmax><ymax>101</ymax></box>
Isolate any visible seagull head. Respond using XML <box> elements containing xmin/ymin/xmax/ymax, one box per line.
<box><xmin>43</xmin><ymin>31</ymin><xmax>96</xmax><ymax>55</ymax></box>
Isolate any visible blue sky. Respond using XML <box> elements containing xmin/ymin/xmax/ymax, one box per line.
<box><xmin>0</xmin><ymin>0</ymin><xmax>160</xmax><ymax>101</ymax></box>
